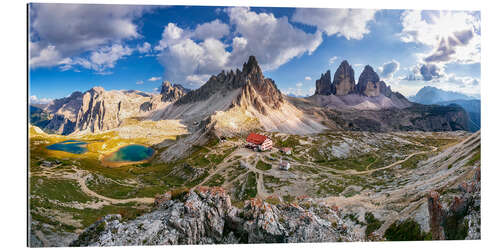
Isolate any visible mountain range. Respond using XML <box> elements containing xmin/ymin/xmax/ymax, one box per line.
<box><xmin>29</xmin><ymin>56</ymin><xmax>470</xmax><ymax>159</ymax></box>
<box><xmin>409</xmin><ymin>86</ymin><xmax>474</xmax><ymax>105</ymax></box>
<box><xmin>409</xmin><ymin>86</ymin><xmax>480</xmax><ymax>132</ymax></box>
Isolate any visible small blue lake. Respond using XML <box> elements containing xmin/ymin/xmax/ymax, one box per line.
<box><xmin>107</xmin><ymin>144</ymin><xmax>155</xmax><ymax>162</ymax></box>
<box><xmin>46</xmin><ymin>140</ymin><xmax>88</xmax><ymax>154</ymax></box>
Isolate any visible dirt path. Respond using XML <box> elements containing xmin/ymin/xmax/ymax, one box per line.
<box><xmin>32</xmin><ymin>168</ymin><xmax>155</xmax><ymax>205</ymax></box>
<box><xmin>255</xmin><ymin>170</ymin><xmax>269</xmax><ymax>199</ymax></box>
<box><xmin>345</xmin><ymin>146</ymin><xmax>437</xmax><ymax>175</ymax></box>
<box><xmin>77</xmin><ymin>174</ymin><xmax>155</xmax><ymax>204</ymax></box>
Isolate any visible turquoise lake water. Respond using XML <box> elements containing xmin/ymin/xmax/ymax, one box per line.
<box><xmin>107</xmin><ymin>144</ymin><xmax>154</xmax><ymax>162</ymax></box>
<box><xmin>46</xmin><ymin>140</ymin><xmax>88</xmax><ymax>154</ymax></box>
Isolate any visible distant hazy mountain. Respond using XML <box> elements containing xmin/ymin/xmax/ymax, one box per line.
<box><xmin>437</xmin><ymin>99</ymin><xmax>481</xmax><ymax>132</ymax></box>
<box><xmin>409</xmin><ymin>86</ymin><xmax>480</xmax><ymax>132</ymax></box>
<box><xmin>409</xmin><ymin>86</ymin><xmax>473</xmax><ymax>104</ymax></box>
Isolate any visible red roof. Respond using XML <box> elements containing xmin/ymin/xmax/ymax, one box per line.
<box><xmin>246</xmin><ymin>133</ymin><xmax>268</xmax><ymax>145</ymax></box>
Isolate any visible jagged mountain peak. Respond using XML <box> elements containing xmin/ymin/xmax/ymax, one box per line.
<box><xmin>235</xmin><ymin>56</ymin><xmax>283</xmax><ymax>113</ymax></box>
<box><xmin>89</xmin><ymin>86</ymin><xmax>105</xmax><ymax>94</ymax></box>
<box><xmin>175</xmin><ymin>55</ymin><xmax>282</xmax><ymax>107</ymax></box>
<box><xmin>160</xmin><ymin>80</ymin><xmax>189</xmax><ymax>102</ymax></box>
<box><xmin>332</xmin><ymin>60</ymin><xmax>356</xmax><ymax>95</ymax></box>
<box><xmin>242</xmin><ymin>55</ymin><xmax>262</xmax><ymax>76</ymax></box>
<box><xmin>315</xmin><ymin>70</ymin><xmax>332</xmax><ymax>95</ymax></box>
<box><xmin>339</xmin><ymin>60</ymin><xmax>351</xmax><ymax>68</ymax></box>
<box><xmin>358</xmin><ymin>65</ymin><xmax>380</xmax><ymax>83</ymax></box>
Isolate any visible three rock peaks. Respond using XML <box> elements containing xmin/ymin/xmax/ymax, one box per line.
<box><xmin>315</xmin><ymin>60</ymin><xmax>392</xmax><ymax>98</ymax></box>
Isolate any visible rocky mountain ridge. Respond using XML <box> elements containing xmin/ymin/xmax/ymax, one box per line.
<box><xmin>409</xmin><ymin>86</ymin><xmax>474</xmax><ymax>105</ymax></box>
<box><xmin>32</xmin><ymin>56</ymin><xmax>469</xmax><ymax>137</ymax></box>
<box><xmin>314</xmin><ymin>60</ymin><xmax>394</xmax><ymax>98</ymax></box>
<box><xmin>71</xmin><ymin>187</ymin><xmax>360</xmax><ymax>246</ymax></box>
<box><xmin>36</xmin><ymin>83</ymin><xmax>188</xmax><ymax>135</ymax></box>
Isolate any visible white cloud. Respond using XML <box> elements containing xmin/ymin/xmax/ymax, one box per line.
<box><xmin>136</xmin><ymin>80</ymin><xmax>144</xmax><ymax>85</ymax></box>
<box><xmin>29</xmin><ymin>95</ymin><xmax>53</xmax><ymax>104</ymax></box>
<box><xmin>88</xmin><ymin>44</ymin><xmax>133</xmax><ymax>71</ymax></box>
<box><xmin>305</xmin><ymin>76</ymin><xmax>312</xmax><ymax>81</ymax></box>
<box><xmin>379</xmin><ymin>60</ymin><xmax>400</xmax><ymax>79</ymax></box>
<box><xmin>137</xmin><ymin>42</ymin><xmax>151</xmax><ymax>53</ymax></box>
<box><xmin>155</xmin><ymin>7</ymin><xmax>323</xmax><ymax>88</ymax></box>
<box><xmin>29</xmin><ymin>3</ymin><xmax>152</xmax><ymax>69</ymax></box>
<box><xmin>391</xmin><ymin>68</ymin><xmax>480</xmax><ymax>97</ymax></box>
<box><xmin>226</xmin><ymin>7</ymin><xmax>323</xmax><ymax>71</ymax></box>
<box><xmin>328</xmin><ymin>56</ymin><xmax>338</xmax><ymax>65</ymax></box>
<box><xmin>292</xmin><ymin>8</ymin><xmax>377</xmax><ymax>40</ymax></box>
<box><xmin>400</xmin><ymin>10</ymin><xmax>480</xmax><ymax>65</ymax></box>
<box><xmin>64</xmin><ymin>44</ymin><xmax>133</xmax><ymax>72</ymax></box>
<box><xmin>154</xmin><ymin>23</ymin><xmax>185</xmax><ymax>51</ymax></box>
<box><xmin>419</xmin><ymin>63</ymin><xmax>445</xmax><ymax>81</ymax></box>
<box><xmin>148</xmin><ymin>76</ymin><xmax>161</xmax><ymax>82</ymax></box>
<box><xmin>283</xmin><ymin>86</ymin><xmax>315</xmax><ymax>97</ymax></box>
<box><xmin>29</xmin><ymin>44</ymin><xmax>68</xmax><ymax>68</ymax></box>
<box><xmin>157</xmin><ymin>35</ymin><xmax>230</xmax><ymax>88</ymax></box>
<box><xmin>192</xmin><ymin>19</ymin><xmax>230</xmax><ymax>40</ymax></box>
<box><xmin>296</xmin><ymin>82</ymin><xmax>303</xmax><ymax>87</ymax></box>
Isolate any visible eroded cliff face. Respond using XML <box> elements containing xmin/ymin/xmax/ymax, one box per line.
<box><xmin>42</xmin><ymin>87</ymin><xmax>161</xmax><ymax>134</ymax></box>
<box><xmin>160</xmin><ymin>81</ymin><xmax>189</xmax><ymax>103</ymax></box>
<box><xmin>427</xmin><ymin>167</ymin><xmax>481</xmax><ymax>240</ymax></box>
<box><xmin>71</xmin><ymin>187</ymin><xmax>360</xmax><ymax>246</ymax></box>
<box><xmin>333</xmin><ymin>60</ymin><xmax>356</xmax><ymax>96</ymax></box>
<box><xmin>235</xmin><ymin>56</ymin><xmax>284</xmax><ymax>114</ymax></box>
<box><xmin>315</xmin><ymin>70</ymin><xmax>333</xmax><ymax>95</ymax></box>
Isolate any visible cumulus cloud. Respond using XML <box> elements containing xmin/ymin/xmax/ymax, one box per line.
<box><xmin>136</xmin><ymin>80</ymin><xmax>144</xmax><ymax>85</ymax></box>
<box><xmin>392</xmin><ymin>65</ymin><xmax>480</xmax><ymax>97</ymax></box>
<box><xmin>64</xmin><ymin>44</ymin><xmax>133</xmax><ymax>72</ymax></box>
<box><xmin>154</xmin><ymin>23</ymin><xmax>185</xmax><ymax>51</ymax></box>
<box><xmin>419</xmin><ymin>64</ymin><xmax>444</xmax><ymax>81</ymax></box>
<box><xmin>305</xmin><ymin>76</ymin><xmax>312</xmax><ymax>81</ymax></box>
<box><xmin>292</xmin><ymin>8</ymin><xmax>377</xmax><ymax>40</ymax></box>
<box><xmin>283</xmin><ymin>86</ymin><xmax>315</xmax><ymax>97</ymax></box>
<box><xmin>156</xmin><ymin>7</ymin><xmax>323</xmax><ymax>88</ymax></box>
<box><xmin>400</xmin><ymin>10</ymin><xmax>480</xmax><ymax>65</ymax></box>
<box><xmin>192</xmin><ymin>19</ymin><xmax>230</xmax><ymax>40</ymax></box>
<box><xmin>137</xmin><ymin>42</ymin><xmax>152</xmax><ymax>53</ymax></box>
<box><xmin>157</xmin><ymin>34</ymin><xmax>230</xmax><ymax>88</ymax></box>
<box><xmin>379</xmin><ymin>60</ymin><xmax>400</xmax><ymax>79</ymax></box>
<box><xmin>148</xmin><ymin>76</ymin><xmax>161</xmax><ymax>82</ymax></box>
<box><xmin>29</xmin><ymin>3</ymin><xmax>152</xmax><ymax>70</ymax></box>
<box><xmin>29</xmin><ymin>95</ymin><xmax>53</xmax><ymax>104</ymax></box>
<box><xmin>29</xmin><ymin>44</ymin><xmax>68</xmax><ymax>68</ymax></box>
<box><xmin>226</xmin><ymin>7</ymin><xmax>323</xmax><ymax>71</ymax></box>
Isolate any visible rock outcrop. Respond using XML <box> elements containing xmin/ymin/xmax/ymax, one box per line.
<box><xmin>41</xmin><ymin>87</ymin><xmax>160</xmax><ymax>134</ymax></box>
<box><xmin>71</xmin><ymin>187</ymin><xmax>359</xmax><ymax>246</ymax></box>
<box><xmin>314</xmin><ymin>70</ymin><xmax>333</xmax><ymax>95</ymax></box>
<box><xmin>313</xmin><ymin>60</ymin><xmax>395</xmax><ymax>98</ymax></box>
<box><xmin>357</xmin><ymin>65</ymin><xmax>378</xmax><ymax>96</ymax></box>
<box><xmin>160</xmin><ymin>81</ymin><xmax>189</xmax><ymax>102</ymax></box>
<box><xmin>332</xmin><ymin>60</ymin><xmax>356</xmax><ymax>96</ymax></box>
<box><xmin>427</xmin><ymin>166</ymin><xmax>481</xmax><ymax>240</ymax></box>
<box><xmin>234</xmin><ymin>56</ymin><xmax>284</xmax><ymax>114</ymax></box>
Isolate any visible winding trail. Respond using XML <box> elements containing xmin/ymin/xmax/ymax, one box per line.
<box><xmin>76</xmin><ymin>175</ymin><xmax>155</xmax><ymax>204</ymax></box>
<box><xmin>343</xmin><ymin>145</ymin><xmax>437</xmax><ymax>175</ymax></box>
<box><xmin>32</xmin><ymin>169</ymin><xmax>155</xmax><ymax>205</ymax></box>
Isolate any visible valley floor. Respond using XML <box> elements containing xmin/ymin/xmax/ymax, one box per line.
<box><xmin>28</xmin><ymin>127</ymin><xmax>480</xmax><ymax>246</ymax></box>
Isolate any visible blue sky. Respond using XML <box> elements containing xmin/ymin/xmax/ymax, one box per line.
<box><xmin>29</xmin><ymin>4</ymin><xmax>481</xmax><ymax>103</ymax></box>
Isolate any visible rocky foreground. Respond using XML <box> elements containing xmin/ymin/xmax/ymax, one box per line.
<box><xmin>71</xmin><ymin>166</ymin><xmax>480</xmax><ymax>247</ymax></box>
<box><xmin>71</xmin><ymin>187</ymin><xmax>361</xmax><ymax>246</ymax></box>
